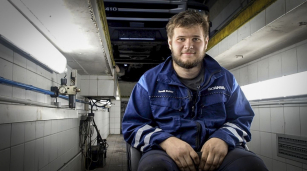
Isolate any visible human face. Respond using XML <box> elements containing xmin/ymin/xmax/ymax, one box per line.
<box><xmin>168</xmin><ymin>25</ymin><xmax>208</xmax><ymax>69</ymax></box>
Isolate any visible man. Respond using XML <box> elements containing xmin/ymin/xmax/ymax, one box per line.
<box><xmin>122</xmin><ymin>10</ymin><xmax>267</xmax><ymax>171</ymax></box>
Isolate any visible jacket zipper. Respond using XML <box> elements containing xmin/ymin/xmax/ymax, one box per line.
<box><xmin>194</xmin><ymin>69</ymin><xmax>221</xmax><ymax>150</ymax></box>
<box><xmin>196</xmin><ymin>121</ymin><xmax>201</xmax><ymax>150</ymax></box>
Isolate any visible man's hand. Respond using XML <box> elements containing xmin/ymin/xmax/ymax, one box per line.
<box><xmin>199</xmin><ymin>138</ymin><xmax>228</xmax><ymax>171</ymax></box>
<box><xmin>160</xmin><ymin>137</ymin><xmax>199</xmax><ymax>171</ymax></box>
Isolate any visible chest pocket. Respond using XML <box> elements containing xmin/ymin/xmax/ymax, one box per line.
<box><xmin>150</xmin><ymin>97</ymin><xmax>182</xmax><ymax>131</ymax></box>
<box><xmin>199</xmin><ymin>92</ymin><xmax>229</xmax><ymax>128</ymax></box>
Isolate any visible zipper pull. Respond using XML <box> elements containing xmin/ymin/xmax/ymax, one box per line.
<box><xmin>179</xmin><ymin>106</ymin><xmax>183</xmax><ymax>111</ymax></box>
<box><xmin>192</xmin><ymin>106</ymin><xmax>195</xmax><ymax>112</ymax></box>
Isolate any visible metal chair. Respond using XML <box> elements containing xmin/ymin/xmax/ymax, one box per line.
<box><xmin>126</xmin><ymin>142</ymin><xmax>142</xmax><ymax>171</ymax></box>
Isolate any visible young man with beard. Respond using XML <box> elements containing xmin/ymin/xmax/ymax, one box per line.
<box><xmin>122</xmin><ymin>10</ymin><xmax>268</xmax><ymax>171</ymax></box>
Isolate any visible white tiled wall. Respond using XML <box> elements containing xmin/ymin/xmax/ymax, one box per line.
<box><xmin>109</xmin><ymin>100</ymin><xmax>121</xmax><ymax>134</ymax></box>
<box><xmin>0</xmin><ymin>119</ymin><xmax>80</xmax><ymax>171</ymax></box>
<box><xmin>230</xmin><ymin>39</ymin><xmax>307</xmax><ymax>171</ymax></box>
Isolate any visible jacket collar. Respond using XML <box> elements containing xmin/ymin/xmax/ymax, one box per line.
<box><xmin>157</xmin><ymin>54</ymin><xmax>225</xmax><ymax>85</ymax></box>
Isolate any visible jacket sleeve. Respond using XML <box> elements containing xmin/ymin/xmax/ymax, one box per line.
<box><xmin>122</xmin><ymin>82</ymin><xmax>174</xmax><ymax>153</ymax></box>
<box><xmin>209</xmin><ymin>76</ymin><xmax>254</xmax><ymax>150</ymax></box>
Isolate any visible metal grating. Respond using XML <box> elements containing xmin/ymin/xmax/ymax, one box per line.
<box><xmin>277</xmin><ymin>134</ymin><xmax>307</xmax><ymax>164</ymax></box>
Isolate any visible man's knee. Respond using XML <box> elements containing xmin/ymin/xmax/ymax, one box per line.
<box><xmin>137</xmin><ymin>150</ymin><xmax>179</xmax><ymax>171</ymax></box>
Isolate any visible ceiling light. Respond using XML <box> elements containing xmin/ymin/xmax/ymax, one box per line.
<box><xmin>241</xmin><ymin>71</ymin><xmax>307</xmax><ymax>101</ymax></box>
<box><xmin>0</xmin><ymin>1</ymin><xmax>67</xmax><ymax>73</ymax></box>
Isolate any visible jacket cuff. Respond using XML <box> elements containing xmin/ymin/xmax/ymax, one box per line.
<box><xmin>209</xmin><ymin>128</ymin><xmax>236</xmax><ymax>150</ymax></box>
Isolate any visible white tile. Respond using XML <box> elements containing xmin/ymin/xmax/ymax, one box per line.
<box><xmin>266</xmin><ymin>0</ymin><xmax>286</xmax><ymax>24</ymax></box>
<box><xmin>49</xmin><ymin>134</ymin><xmax>58</xmax><ymax>162</ymax></box>
<box><xmin>57</xmin><ymin>132</ymin><xmax>65</xmax><ymax>157</ymax></box>
<box><xmin>37</xmin><ymin>65</ymin><xmax>44</xmax><ymax>76</ymax></box>
<box><xmin>11</xmin><ymin>122</ymin><xmax>25</xmax><ymax>146</ymax></box>
<box><xmin>273</xmin><ymin>160</ymin><xmax>287</xmax><ymax>171</ymax></box>
<box><xmin>261</xmin><ymin>155</ymin><xmax>273</xmax><ymax>171</ymax></box>
<box><xmin>37</xmin><ymin>93</ymin><xmax>47</xmax><ymax>103</ymax></box>
<box><xmin>284</xmin><ymin>106</ymin><xmax>300</xmax><ymax>136</ymax></box>
<box><xmin>13</xmin><ymin>87</ymin><xmax>26</xmax><ymax>99</ymax></box>
<box><xmin>0</xmin><ymin>124</ymin><xmax>11</xmax><ymax>150</ymax></box>
<box><xmin>89</xmin><ymin>75</ymin><xmax>98</xmax><ymax>80</ymax></box>
<box><xmin>13</xmin><ymin>64</ymin><xmax>28</xmax><ymax>84</ymax></box>
<box><xmin>286</xmin><ymin>159</ymin><xmax>303</xmax><ymax>168</ymax></box>
<box><xmin>237</xmin><ymin>21</ymin><xmax>250</xmax><ymax>41</ymax></box>
<box><xmin>228</xmin><ymin>30</ymin><xmax>238</xmax><ymax>49</ymax></box>
<box><xmin>80</xmin><ymin>80</ymin><xmax>89</xmax><ymax>96</ymax></box>
<box><xmin>271</xmin><ymin>134</ymin><xmax>286</xmax><ymax>162</ymax></box>
<box><xmin>0</xmin><ymin>84</ymin><xmax>12</xmax><ymax>97</ymax></box>
<box><xmin>49</xmin><ymin>156</ymin><xmax>60</xmax><ymax>171</ymax></box>
<box><xmin>51</xmin><ymin>120</ymin><xmax>59</xmax><ymax>134</ymax></box>
<box><xmin>0</xmin><ymin>58</ymin><xmax>13</xmax><ymax>80</ymax></box>
<box><xmin>27</xmin><ymin>60</ymin><xmax>37</xmax><ymax>73</ymax></box>
<box><xmin>269</xmin><ymin>54</ymin><xmax>282</xmax><ymax>79</ymax></box>
<box><xmin>43</xmin><ymin>136</ymin><xmax>51</xmax><ymax>168</ymax></box>
<box><xmin>251</xmin><ymin>108</ymin><xmax>260</xmax><ymax>131</ymax></box>
<box><xmin>89</xmin><ymin>80</ymin><xmax>98</xmax><ymax>96</ymax></box>
<box><xmin>247</xmin><ymin>63</ymin><xmax>258</xmax><ymax>84</ymax></box>
<box><xmin>40</xmin><ymin>165</ymin><xmax>50</xmax><ymax>171</ymax></box>
<box><xmin>258</xmin><ymin>58</ymin><xmax>269</xmax><ymax>81</ymax></box>
<box><xmin>271</xmin><ymin>107</ymin><xmax>285</xmax><ymax>134</ymax></box>
<box><xmin>25</xmin><ymin>121</ymin><xmax>36</xmax><ymax>142</ymax></box>
<box><xmin>10</xmin><ymin>144</ymin><xmax>24</xmax><ymax>171</ymax></box>
<box><xmin>239</xmin><ymin>67</ymin><xmax>248</xmax><ymax>86</ymax></box>
<box><xmin>26</xmin><ymin>90</ymin><xmax>37</xmax><ymax>101</ymax></box>
<box><xmin>44</xmin><ymin>120</ymin><xmax>52</xmax><ymax>136</ymax></box>
<box><xmin>286</xmin><ymin>164</ymin><xmax>302</xmax><ymax>171</ymax></box>
<box><xmin>300</xmin><ymin>107</ymin><xmax>307</xmax><ymax>137</ymax></box>
<box><xmin>24</xmin><ymin>140</ymin><xmax>36</xmax><ymax>171</ymax></box>
<box><xmin>286</xmin><ymin>0</ymin><xmax>306</xmax><ymax>12</ymax></box>
<box><xmin>0</xmin><ymin>44</ymin><xmax>13</xmax><ymax>62</ymax></box>
<box><xmin>259</xmin><ymin>108</ymin><xmax>271</xmax><ymax>132</ymax></box>
<box><xmin>0</xmin><ymin>148</ymin><xmax>10</xmax><ymax>171</ymax></box>
<box><xmin>282</xmin><ymin>48</ymin><xmax>297</xmax><ymax>76</ymax></box>
<box><xmin>35</xmin><ymin>138</ymin><xmax>44</xmax><ymax>170</ymax></box>
<box><xmin>260</xmin><ymin>132</ymin><xmax>272</xmax><ymax>158</ymax></box>
<box><xmin>251</xmin><ymin>10</ymin><xmax>266</xmax><ymax>34</ymax></box>
<box><xmin>27</xmin><ymin>70</ymin><xmax>37</xmax><ymax>86</ymax></box>
<box><xmin>13</xmin><ymin>52</ymin><xmax>27</xmax><ymax>68</ymax></box>
<box><xmin>36</xmin><ymin>121</ymin><xmax>45</xmax><ymax>139</ymax></box>
<box><xmin>297</xmin><ymin>43</ymin><xmax>307</xmax><ymax>72</ymax></box>
<box><xmin>219</xmin><ymin>37</ymin><xmax>228</xmax><ymax>54</ymax></box>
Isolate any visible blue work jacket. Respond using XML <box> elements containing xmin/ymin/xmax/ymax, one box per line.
<box><xmin>122</xmin><ymin>55</ymin><xmax>254</xmax><ymax>153</ymax></box>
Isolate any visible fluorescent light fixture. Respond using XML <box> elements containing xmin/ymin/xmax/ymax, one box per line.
<box><xmin>241</xmin><ymin>71</ymin><xmax>307</xmax><ymax>101</ymax></box>
<box><xmin>0</xmin><ymin>1</ymin><xmax>67</xmax><ymax>73</ymax></box>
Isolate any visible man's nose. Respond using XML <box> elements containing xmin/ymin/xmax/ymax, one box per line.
<box><xmin>184</xmin><ymin>39</ymin><xmax>193</xmax><ymax>49</ymax></box>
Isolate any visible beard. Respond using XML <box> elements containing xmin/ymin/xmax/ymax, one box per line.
<box><xmin>171</xmin><ymin>49</ymin><xmax>205</xmax><ymax>69</ymax></box>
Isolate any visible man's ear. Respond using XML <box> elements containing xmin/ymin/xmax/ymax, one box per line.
<box><xmin>168</xmin><ymin>38</ymin><xmax>172</xmax><ymax>50</ymax></box>
<box><xmin>204</xmin><ymin>35</ymin><xmax>209</xmax><ymax>50</ymax></box>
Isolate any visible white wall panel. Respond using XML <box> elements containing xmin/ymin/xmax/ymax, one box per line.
<box><xmin>36</xmin><ymin>121</ymin><xmax>44</xmax><ymax>139</ymax></box>
<box><xmin>0</xmin><ymin>84</ymin><xmax>12</xmax><ymax>97</ymax></box>
<box><xmin>98</xmin><ymin>80</ymin><xmax>114</xmax><ymax>96</ymax></box>
<box><xmin>11</xmin><ymin>122</ymin><xmax>25</xmax><ymax>146</ymax></box>
<box><xmin>258</xmin><ymin>58</ymin><xmax>269</xmax><ymax>81</ymax></box>
<box><xmin>10</xmin><ymin>144</ymin><xmax>24</xmax><ymax>171</ymax></box>
<box><xmin>0</xmin><ymin>44</ymin><xmax>13</xmax><ymax>62</ymax></box>
<box><xmin>13</xmin><ymin>52</ymin><xmax>27</xmax><ymax>68</ymax></box>
<box><xmin>286</xmin><ymin>0</ymin><xmax>306</xmax><ymax>12</ymax></box>
<box><xmin>0</xmin><ymin>148</ymin><xmax>10</xmax><ymax>171</ymax></box>
<box><xmin>273</xmin><ymin>160</ymin><xmax>287</xmax><ymax>171</ymax></box>
<box><xmin>239</xmin><ymin>67</ymin><xmax>248</xmax><ymax>86</ymax></box>
<box><xmin>24</xmin><ymin>140</ymin><xmax>36</xmax><ymax>171</ymax></box>
<box><xmin>260</xmin><ymin>132</ymin><xmax>272</xmax><ymax>158</ymax></box>
<box><xmin>261</xmin><ymin>155</ymin><xmax>273</xmax><ymax>171</ymax></box>
<box><xmin>247</xmin><ymin>63</ymin><xmax>258</xmax><ymax>84</ymax></box>
<box><xmin>251</xmin><ymin>107</ymin><xmax>260</xmax><ymax>131</ymax></box>
<box><xmin>270</xmin><ymin>107</ymin><xmax>284</xmax><ymax>134</ymax></box>
<box><xmin>0</xmin><ymin>124</ymin><xmax>11</xmax><ymax>150</ymax></box>
<box><xmin>269</xmin><ymin>54</ymin><xmax>282</xmax><ymax>79</ymax></box>
<box><xmin>297</xmin><ymin>43</ymin><xmax>307</xmax><ymax>72</ymax></box>
<box><xmin>26</xmin><ymin>60</ymin><xmax>37</xmax><ymax>73</ymax></box>
<box><xmin>300</xmin><ymin>106</ymin><xmax>307</xmax><ymax>137</ymax></box>
<box><xmin>0</xmin><ymin>58</ymin><xmax>13</xmax><ymax>80</ymax></box>
<box><xmin>259</xmin><ymin>108</ymin><xmax>271</xmax><ymax>132</ymax></box>
<box><xmin>228</xmin><ymin>30</ymin><xmax>238</xmax><ymax>49</ymax></box>
<box><xmin>89</xmin><ymin>80</ymin><xmax>98</xmax><ymax>96</ymax></box>
<box><xmin>250</xmin><ymin>10</ymin><xmax>266</xmax><ymax>34</ymax></box>
<box><xmin>266</xmin><ymin>0</ymin><xmax>286</xmax><ymax>24</ymax></box>
<box><xmin>237</xmin><ymin>21</ymin><xmax>250</xmax><ymax>41</ymax></box>
<box><xmin>282</xmin><ymin>48</ymin><xmax>297</xmax><ymax>76</ymax></box>
<box><xmin>284</xmin><ymin>106</ymin><xmax>300</xmax><ymax>136</ymax></box>
<box><xmin>13</xmin><ymin>87</ymin><xmax>25</xmax><ymax>99</ymax></box>
<box><xmin>25</xmin><ymin>121</ymin><xmax>36</xmax><ymax>142</ymax></box>
<box><xmin>251</xmin><ymin>130</ymin><xmax>261</xmax><ymax>154</ymax></box>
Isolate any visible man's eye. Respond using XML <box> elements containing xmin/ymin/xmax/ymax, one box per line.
<box><xmin>193</xmin><ymin>38</ymin><xmax>200</xmax><ymax>41</ymax></box>
<box><xmin>178</xmin><ymin>38</ymin><xmax>185</xmax><ymax>41</ymax></box>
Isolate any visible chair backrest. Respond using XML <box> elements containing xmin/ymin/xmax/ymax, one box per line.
<box><xmin>126</xmin><ymin>142</ymin><xmax>142</xmax><ymax>171</ymax></box>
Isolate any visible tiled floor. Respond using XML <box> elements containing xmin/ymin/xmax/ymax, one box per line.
<box><xmin>94</xmin><ymin>134</ymin><xmax>127</xmax><ymax>171</ymax></box>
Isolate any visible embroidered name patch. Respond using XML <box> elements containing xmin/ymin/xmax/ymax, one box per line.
<box><xmin>158</xmin><ymin>90</ymin><xmax>174</xmax><ymax>93</ymax></box>
<box><xmin>208</xmin><ymin>86</ymin><xmax>225</xmax><ymax>91</ymax></box>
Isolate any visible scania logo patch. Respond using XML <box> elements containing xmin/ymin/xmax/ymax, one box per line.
<box><xmin>208</xmin><ymin>86</ymin><xmax>225</xmax><ymax>91</ymax></box>
<box><xmin>158</xmin><ymin>90</ymin><xmax>174</xmax><ymax>93</ymax></box>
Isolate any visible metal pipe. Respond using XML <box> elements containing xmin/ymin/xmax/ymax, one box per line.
<box><xmin>0</xmin><ymin>77</ymin><xmax>85</xmax><ymax>103</ymax></box>
<box><xmin>0</xmin><ymin>96</ymin><xmax>56</xmax><ymax>108</ymax></box>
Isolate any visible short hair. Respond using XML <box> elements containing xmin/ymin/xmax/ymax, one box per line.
<box><xmin>166</xmin><ymin>10</ymin><xmax>209</xmax><ymax>39</ymax></box>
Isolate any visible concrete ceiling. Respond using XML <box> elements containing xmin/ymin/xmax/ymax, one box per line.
<box><xmin>9</xmin><ymin>0</ymin><xmax>112</xmax><ymax>75</ymax></box>
<box><xmin>213</xmin><ymin>1</ymin><xmax>307</xmax><ymax>70</ymax></box>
